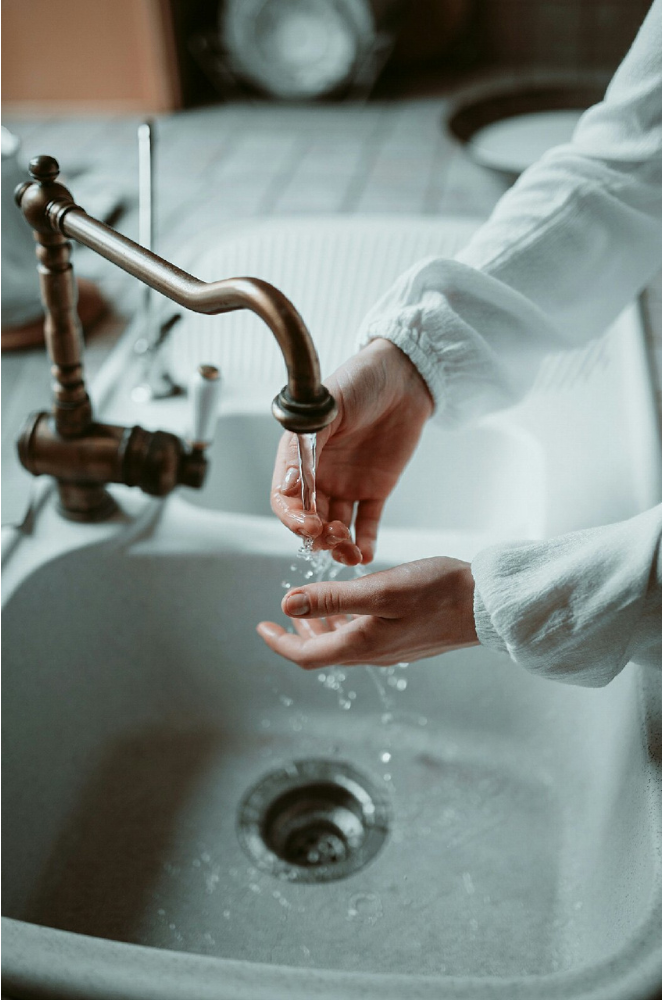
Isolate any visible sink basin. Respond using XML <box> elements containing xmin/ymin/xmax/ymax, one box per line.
<box><xmin>182</xmin><ymin>412</ymin><xmax>544</xmax><ymax>544</ymax></box>
<box><xmin>3</xmin><ymin>503</ymin><xmax>662</xmax><ymax>998</ymax></box>
<box><xmin>3</xmin><ymin>213</ymin><xmax>662</xmax><ymax>998</ymax></box>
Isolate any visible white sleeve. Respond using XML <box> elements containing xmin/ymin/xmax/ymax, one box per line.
<box><xmin>358</xmin><ymin>0</ymin><xmax>662</xmax><ymax>427</ymax></box>
<box><xmin>471</xmin><ymin>505</ymin><xmax>662</xmax><ymax>685</ymax></box>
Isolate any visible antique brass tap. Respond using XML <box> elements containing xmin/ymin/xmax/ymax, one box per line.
<box><xmin>15</xmin><ymin>155</ymin><xmax>337</xmax><ymax>522</ymax></box>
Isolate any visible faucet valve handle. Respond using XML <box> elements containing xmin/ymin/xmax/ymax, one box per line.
<box><xmin>189</xmin><ymin>364</ymin><xmax>221</xmax><ymax>449</ymax></box>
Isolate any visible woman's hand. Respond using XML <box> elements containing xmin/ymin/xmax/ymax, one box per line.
<box><xmin>271</xmin><ymin>338</ymin><xmax>434</xmax><ymax>566</ymax></box>
<box><xmin>257</xmin><ymin>557</ymin><xmax>479</xmax><ymax>669</ymax></box>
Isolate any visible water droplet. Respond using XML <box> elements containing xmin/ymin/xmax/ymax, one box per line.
<box><xmin>279</xmin><ymin>695</ymin><xmax>294</xmax><ymax>707</ymax></box>
<box><xmin>223</xmin><ymin>909</ymin><xmax>231</xmax><ymax>919</ymax></box>
<box><xmin>260</xmin><ymin>719</ymin><xmax>271</xmax><ymax>728</ymax></box>
<box><xmin>347</xmin><ymin>892</ymin><xmax>383</xmax><ymax>923</ymax></box>
<box><xmin>574</xmin><ymin>901</ymin><xmax>583</xmax><ymax>911</ymax></box>
<box><xmin>395</xmin><ymin>678</ymin><xmax>407</xmax><ymax>691</ymax></box>
<box><xmin>462</xmin><ymin>872</ymin><xmax>475</xmax><ymax>895</ymax></box>
<box><xmin>398</xmin><ymin>662</ymin><xmax>409</xmax><ymax>669</ymax></box>
<box><xmin>289</xmin><ymin>564</ymin><xmax>298</xmax><ymax>573</ymax></box>
<box><xmin>318</xmin><ymin>673</ymin><xmax>326</xmax><ymax>682</ymax></box>
<box><xmin>250</xmin><ymin>883</ymin><xmax>261</xmax><ymax>894</ymax></box>
<box><xmin>281</xmin><ymin>580</ymin><xmax>291</xmax><ymax>589</ymax></box>
<box><xmin>169</xmin><ymin>922</ymin><xmax>176</xmax><ymax>930</ymax></box>
<box><xmin>348</xmin><ymin>691</ymin><xmax>357</xmax><ymax>700</ymax></box>
<box><xmin>380</xmin><ymin>751</ymin><xmax>392</xmax><ymax>763</ymax></box>
<box><xmin>157</xmin><ymin>908</ymin><xmax>166</xmax><ymax>916</ymax></box>
<box><xmin>201</xmin><ymin>852</ymin><xmax>211</xmax><ymax>863</ymax></box>
<box><xmin>339</xmin><ymin>698</ymin><xmax>352</xmax><ymax>710</ymax></box>
<box><xmin>383</xmin><ymin>773</ymin><xmax>392</xmax><ymax>782</ymax></box>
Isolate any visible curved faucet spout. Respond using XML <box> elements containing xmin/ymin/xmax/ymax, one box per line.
<box><xmin>16</xmin><ymin>156</ymin><xmax>337</xmax><ymax>433</ymax></box>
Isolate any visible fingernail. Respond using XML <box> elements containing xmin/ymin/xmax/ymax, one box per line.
<box><xmin>284</xmin><ymin>593</ymin><xmax>310</xmax><ymax>616</ymax></box>
<box><xmin>257</xmin><ymin>623</ymin><xmax>278</xmax><ymax>638</ymax></box>
<box><xmin>280</xmin><ymin>467</ymin><xmax>299</xmax><ymax>493</ymax></box>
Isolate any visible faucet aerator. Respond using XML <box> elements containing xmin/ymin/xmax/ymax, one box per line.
<box><xmin>272</xmin><ymin>386</ymin><xmax>338</xmax><ymax>434</ymax></box>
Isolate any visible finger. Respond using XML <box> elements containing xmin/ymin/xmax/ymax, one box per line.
<box><xmin>311</xmin><ymin>521</ymin><xmax>362</xmax><ymax>565</ymax></box>
<box><xmin>257</xmin><ymin>617</ymin><xmax>374</xmax><ymax>669</ymax></box>
<box><xmin>327</xmin><ymin>614</ymin><xmax>353</xmax><ymax>630</ymax></box>
<box><xmin>328</xmin><ymin>499</ymin><xmax>355</xmax><ymax>531</ymax></box>
<box><xmin>354</xmin><ymin>499</ymin><xmax>385</xmax><ymax>563</ymax></box>
<box><xmin>312</xmin><ymin>519</ymin><xmax>351</xmax><ymax>549</ymax></box>
<box><xmin>330</xmin><ymin>540</ymin><xmax>363</xmax><ymax>566</ymax></box>
<box><xmin>271</xmin><ymin>490</ymin><xmax>323</xmax><ymax>539</ymax></box>
<box><xmin>291</xmin><ymin>616</ymin><xmax>332</xmax><ymax>638</ymax></box>
<box><xmin>271</xmin><ymin>431</ymin><xmax>299</xmax><ymax>495</ymax></box>
<box><xmin>281</xmin><ymin>572</ymin><xmax>398</xmax><ymax>620</ymax></box>
<box><xmin>292</xmin><ymin>614</ymin><xmax>352</xmax><ymax>635</ymax></box>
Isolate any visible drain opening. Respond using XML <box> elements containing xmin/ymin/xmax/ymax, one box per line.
<box><xmin>238</xmin><ymin>760</ymin><xmax>389</xmax><ymax>883</ymax></box>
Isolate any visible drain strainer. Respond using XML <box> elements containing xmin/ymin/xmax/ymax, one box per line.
<box><xmin>237</xmin><ymin>759</ymin><xmax>390</xmax><ymax>883</ymax></box>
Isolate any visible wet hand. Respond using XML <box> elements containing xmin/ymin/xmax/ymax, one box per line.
<box><xmin>257</xmin><ymin>557</ymin><xmax>479</xmax><ymax>669</ymax></box>
<box><xmin>270</xmin><ymin>339</ymin><xmax>433</xmax><ymax>565</ymax></box>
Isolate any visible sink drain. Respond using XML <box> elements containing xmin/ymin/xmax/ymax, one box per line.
<box><xmin>237</xmin><ymin>760</ymin><xmax>389</xmax><ymax>883</ymax></box>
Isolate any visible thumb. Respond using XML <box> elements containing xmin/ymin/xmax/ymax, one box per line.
<box><xmin>282</xmin><ymin>572</ymin><xmax>396</xmax><ymax>619</ymax></box>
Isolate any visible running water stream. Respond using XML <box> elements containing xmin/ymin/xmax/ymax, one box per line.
<box><xmin>288</xmin><ymin>433</ymin><xmax>419</xmax><ymax>782</ymax></box>
<box><xmin>297</xmin><ymin>433</ymin><xmax>317</xmax><ymax>520</ymax></box>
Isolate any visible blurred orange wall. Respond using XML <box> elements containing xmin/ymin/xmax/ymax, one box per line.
<box><xmin>2</xmin><ymin>0</ymin><xmax>181</xmax><ymax>114</ymax></box>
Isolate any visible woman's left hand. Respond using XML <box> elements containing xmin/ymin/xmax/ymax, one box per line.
<box><xmin>257</xmin><ymin>557</ymin><xmax>479</xmax><ymax>669</ymax></box>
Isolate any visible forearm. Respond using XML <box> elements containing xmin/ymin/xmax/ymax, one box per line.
<box><xmin>471</xmin><ymin>505</ymin><xmax>662</xmax><ymax>686</ymax></box>
<box><xmin>359</xmin><ymin>0</ymin><xmax>662</xmax><ymax>426</ymax></box>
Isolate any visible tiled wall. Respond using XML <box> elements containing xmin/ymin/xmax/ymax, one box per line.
<box><xmin>476</xmin><ymin>0</ymin><xmax>653</xmax><ymax>71</ymax></box>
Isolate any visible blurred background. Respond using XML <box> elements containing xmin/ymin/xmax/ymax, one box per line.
<box><xmin>2</xmin><ymin>0</ymin><xmax>653</xmax><ymax>112</ymax></box>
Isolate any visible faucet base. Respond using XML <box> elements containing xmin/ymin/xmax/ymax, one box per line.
<box><xmin>56</xmin><ymin>482</ymin><xmax>118</xmax><ymax>522</ymax></box>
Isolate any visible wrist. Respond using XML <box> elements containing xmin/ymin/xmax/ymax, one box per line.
<box><xmin>456</xmin><ymin>562</ymin><xmax>480</xmax><ymax>646</ymax></box>
<box><xmin>363</xmin><ymin>337</ymin><xmax>434</xmax><ymax>417</ymax></box>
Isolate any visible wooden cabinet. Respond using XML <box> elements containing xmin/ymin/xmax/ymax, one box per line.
<box><xmin>2</xmin><ymin>0</ymin><xmax>181</xmax><ymax>114</ymax></box>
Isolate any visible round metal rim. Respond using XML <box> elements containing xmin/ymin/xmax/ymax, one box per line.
<box><xmin>237</xmin><ymin>759</ymin><xmax>390</xmax><ymax>883</ymax></box>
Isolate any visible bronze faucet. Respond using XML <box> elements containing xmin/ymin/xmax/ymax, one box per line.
<box><xmin>14</xmin><ymin>155</ymin><xmax>337</xmax><ymax>522</ymax></box>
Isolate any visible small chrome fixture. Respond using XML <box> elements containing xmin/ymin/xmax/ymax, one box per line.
<box><xmin>132</xmin><ymin>119</ymin><xmax>183</xmax><ymax>401</ymax></box>
<box><xmin>237</xmin><ymin>760</ymin><xmax>390</xmax><ymax>883</ymax></box>
<box><xmin>14</xmin><ymin>155</ymin><xmax>337</xmax><ymax>521</ymax></box>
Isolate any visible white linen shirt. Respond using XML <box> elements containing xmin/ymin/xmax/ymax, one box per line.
<box><xmin>359</xmin><ymin>0</ymin><xmax>662</xmax><ymax>684</ymax></box>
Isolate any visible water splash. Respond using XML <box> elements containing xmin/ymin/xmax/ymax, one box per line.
<box><xmin>347</xmin><ymin>892</ymin><xmax>383</xmax><ymax>923</ymax></box>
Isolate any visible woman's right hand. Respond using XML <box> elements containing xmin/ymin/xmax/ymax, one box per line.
<box><xmin>270</xmin><ymin>338</ymin><xmax>434</xmax><ymax>565</ymax></box>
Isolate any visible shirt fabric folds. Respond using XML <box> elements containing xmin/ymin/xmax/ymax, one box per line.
<box><xmin>359</xmin><ymin>0</ymin><xmax>662</xmax><ymax>683</ymax></box>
